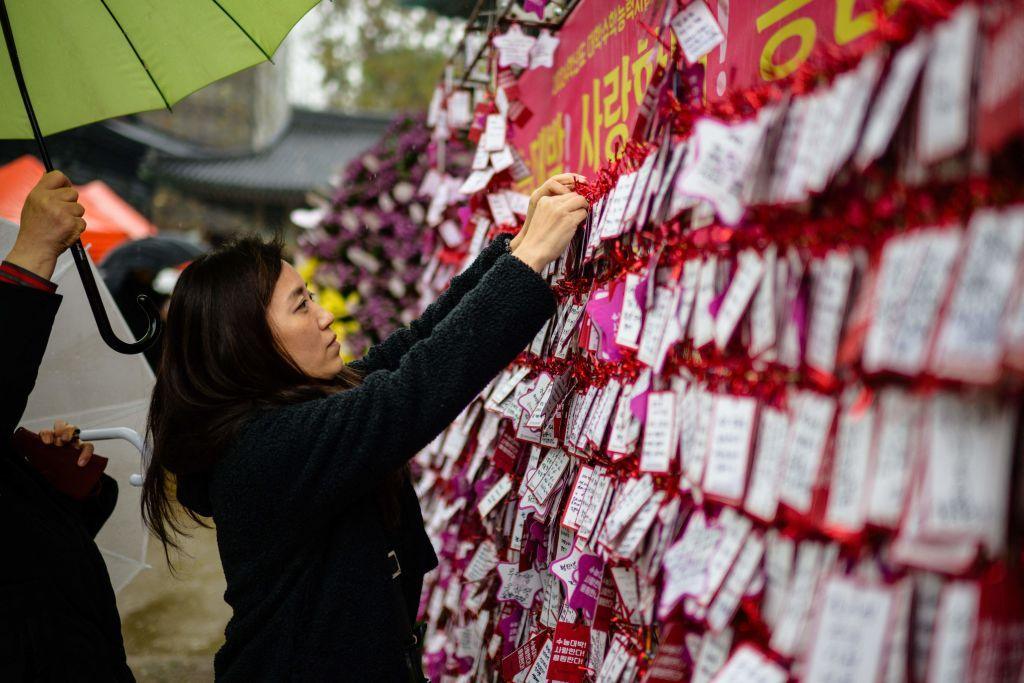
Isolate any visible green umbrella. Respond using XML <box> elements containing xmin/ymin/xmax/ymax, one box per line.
<box><xmin>0</xmin><ymin>0</ymin><xmax>319</xmax><ymax>354</ymax></box>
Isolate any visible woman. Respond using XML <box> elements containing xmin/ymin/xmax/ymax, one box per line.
<box><xmin>142</xmin><ymin>174</ymin><xmax>588</xmax><ymax>681</ymax></box>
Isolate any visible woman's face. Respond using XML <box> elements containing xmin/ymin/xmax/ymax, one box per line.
<box><xmin>267</xmin><ymin>261</ymin><xmax>344</xmax><ymax>380</ymax></box>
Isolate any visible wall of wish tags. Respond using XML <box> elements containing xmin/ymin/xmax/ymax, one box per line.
<box><xmin>412</xmin><ymin>0</ymin><xmax>1024</xmax><ymax>681</ymax></box>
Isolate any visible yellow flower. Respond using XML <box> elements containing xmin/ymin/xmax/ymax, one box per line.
<box><xmin>296</xmin><ymin>257</ymin><xmax>319</xmax><ymax>284</ymax></box>
<box><xmin>317</xmin><ymin>287</ymin><xmax>362</xmax><ymax>319</ymax></box>
<box><xmin>318</xmin><ymin>287</ymin><xmax>350</xmax><ymax>318</ymax></box>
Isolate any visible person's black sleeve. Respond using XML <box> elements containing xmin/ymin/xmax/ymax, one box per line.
<box><xmin>228</xmin><ymin>252</ymin><xmax>553</xmax><ymax>529</ymax></box>
<box><xmin>0</xmin><ymin>283</ymin><xmax>62</xmax><ymax>439</ymax></box>
<box><xmin>351</xmin><ymin>233</ymin><xmax>513</xmax><ymax>374</ymax></box>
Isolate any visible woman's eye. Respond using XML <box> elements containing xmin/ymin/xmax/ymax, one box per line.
<box><xmin>297</xmin><ymin>300</ymin><xmax>307</xmax><ymax>311</ymax></box>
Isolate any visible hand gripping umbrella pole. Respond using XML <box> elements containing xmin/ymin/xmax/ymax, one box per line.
<box><xmin>0</xmin><ymin>0</ymin><xmax>161</xmax><ymax>355</ymax></box>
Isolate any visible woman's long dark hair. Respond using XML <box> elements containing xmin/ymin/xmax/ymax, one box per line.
<box><xmin>142</xmin><ymin>237</ymin><xmax>397</xmax><ymax>568</ymax></box>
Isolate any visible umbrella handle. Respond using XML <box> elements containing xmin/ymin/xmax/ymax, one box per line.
<box><xmin>71</xmin><ymin>241</ymin><xmax>163</xmax><ymax>354</ymax></box>
<box><xmin>78</xmin><ymin>427</ymin><xmax>149</xmax><ymax>487</ymax></box>
<box><xmin>1</xmin><ymin>0</ymin><xmax>161</xmax><ymax>356</ymax></box>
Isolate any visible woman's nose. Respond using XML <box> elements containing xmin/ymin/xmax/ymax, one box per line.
<box><xmin>316</xmin><ymin>303</ymin><xmax>334</xmax><ymax>329</ymax></box>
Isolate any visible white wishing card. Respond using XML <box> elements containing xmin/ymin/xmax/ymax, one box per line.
<box><xmin>863</xmin><ymin>227</ymin><xmax>962</xmax><ymax>376</ymax></box>
<box><xmin>778</xmin><ymin>391</ymin><xmax>837</xmax><ymax>515</ymax></box>
<box><xmin>714</xmin><ymin>645</ymin><xmax>788</xmax><ymax>683</ymax></box>
<box><xmin>464</xmin><ymin>539</ymin><xmax>499</xmax><ymax>582</ymax></box>
<box><xmin>487</xmin><ymin>191</ymin><xmax>516</xmax><ymax>227</ymax></box>
<box><xmin>670</xmin><ymin>0</ymin><xmax>725</xmax><ymax>64</ymax></box>
<box><xmin>926</xmin><ymin>581</ymin><xmax>980</xmax><ymax>683</ymax></box>
<box><xmin>805</xmin><ymin>250</ymin><xmax>855</xmax><ymax>376</ymax></box>
<box><xmin>690</xmin><ymin>256</ymin><xmax>718</xmax><ymax>348</ymax></box>
<box><xmin>640</xmin><ymin>391</ymin><xmax>676</xmax><ymax>474</ymax></box>
<box><xmin>744</xmin><ymin>407</ymin><xmax>789</xmax><ymax>522</ymax></box>
<box><xmin>483</xmin><ymin>113</ymin><xmax>508</xmax><ymax>152</ymax></box>
<box><xmin>802</xmin><ymin>576</ymin><xmax>896</xmax><ymax>683</ymax></box>
<box><xmin>615</xmin><ymin>272</ymin><xmax>645</xmax><ymax>350</ymax></box>
<box><xmin>459</xmin><ymin>168</ymin><xmax>495</xmax><ymax>195</ymax></box>
<box><xmin>706</xmin><ymin>532</ymin><xmax>764</xmax><ymax>632</ymax></box>
<box><xmin>917</xmin><ymin>5</ymin><xmax>980</xmax><ymax>164</ymax></box>
<box><xmin>701</xmin><ymin>508</ymin><xmax>752</xmax><ymax>607</ymax></box>
<box><xmin>477</xmin><ymin>473</ymin><xmax>513</xmax><ymax>520</ymax></box>
<box><xmin>921</xmin><ymin>393</ymin><xmax>1015</xmax><ymax>556</ymax></box>
<box><xmin>824</xmin><ymin>392</ymin><xmax>876</xmax><ymax>535</ymax></box>
<box><xmin>658</xmin><ymin>509</ymin><xmax>720</xmax><ymax>618</ymax></box>
<box><xmin>637</xmin><ymin>283</ymin><xmax>682</xmax><ymax>368</ymax></box>
<box><xmin>677</xmin><ymin>117</ymin><xmax>764</xmax><ymax>225</ymax></box>
<box><xmin>865</xmin><ymin>389</ymin><xmax>923</xmax><ymax>528</ymax></box>
<box><xmin>930</xmin><ymin>208</ymin><xmax>1024</xmax><ymax>382</ymax></box>
<box><xmin>691</xmin><ymin>627</ymin><xmax>733</xmax><ymax>683</ymax></box>
<box><xmin>714</xmin><ymin>250</ymin><xmax>764</xmax><ymax>351</ymax></box>
<box><xmin>703</xmin><ymin>394</ymin><xmax>758</xmax><ymax>504</ymax></box>
<box><xmin>856</xmin><ymin>34</ymin><xmax>932</xmax><ymax>170</ymax></box>
<box><xmin>748</xmin><ymin>246</ymin><xmax>778</xmax><ymax>358</ymax></box>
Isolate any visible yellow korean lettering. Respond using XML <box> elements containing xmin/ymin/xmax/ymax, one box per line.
<box><xmin>834</xmin><ymin>0</ymin><xmax>875</xmax><ymax>45</ymax></box>
<box><xmin>603</xmin><ymin>63</ymin><xmax>623</xmax><ymax>125</ymax></box>
<box><xmin>633</xmin><ymin>39</ymin><xmax>656</xmax><ymax>105</ymax></box>
<box><xmin>759</xmin><ymin>17</ymin><xmax>817</xmax><ymax>80</ymax></box>
<box><xmin>756</xmin><ymin>0</ymin><xmax>818</xmax><ymax>81</ymax></box>
<box><xmin>756</xmin><ymin>0</ymin><xmax>813</xmax><ymax>32</ymax></box>
<box><xmin>580</xmin><ymin>77</ymin><xmax>604</xmax><ymax>172</ymax></box>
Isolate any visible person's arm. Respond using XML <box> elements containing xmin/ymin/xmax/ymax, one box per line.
<box><xmin>1</xmin><ymin>170</ymin><xmax>84</xmax><ymax>440</ymax></box>
<box><xmin>351</xmin><ymin>233</ymin><xmax>513</xmax><ymax>375</ymax></box>
<box><xmin>351</xmin><ymin>174</ymin><xmax>585</xmax><ymax>375</ymax></box>
<box><xmin>225</xmin><ymin>253</ymin><xmax>556</xmax><ymax>530</ymax></box>
<box><xmin>0</xmin><ymin>283</ymin><xmax>62</xmax><ymax>439</ymax></box>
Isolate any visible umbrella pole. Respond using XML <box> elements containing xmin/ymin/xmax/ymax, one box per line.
<box><xmin>0</xmin><ymin>0</ymin><xmax>161</xmax><ymax>355</ymax></box>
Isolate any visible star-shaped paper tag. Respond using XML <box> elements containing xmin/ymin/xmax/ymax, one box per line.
<box><xmin>497</xmin><ymin>562</ymin><xmax>543</xmax><ymax>608</ymax></box>
<box><xmin>549</xmin><ymin>539</ymin><xmax>587</xmax><ymax>596</ymax></box>
<box><xmin>529</xmin><ymin>29</ymin><xmax>560</xmax><ymax>69</ymax></box>
<box><xmin>493</xmin><ymin>23</ymin><xmax>536</xmax><ymax>69</ymax></box>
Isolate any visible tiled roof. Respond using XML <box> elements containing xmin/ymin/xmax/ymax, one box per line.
<box><xmin>143</xmin><ymin>110</ymin><xmax>390</xmax><ymax>204</ymax></box>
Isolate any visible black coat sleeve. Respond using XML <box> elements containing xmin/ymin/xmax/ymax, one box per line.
<box><xmin>351</xmin><ymin>233</ymin><xmax>513</xmax><ymax>375</ymax></box>
<box><xmin>0</xmin><ymin>283</ymin><xmax>62</xmax><ymax>439</ymax></box>
<box><xmin>224</xmin><ymin>252</ymin><xmax>553</xmax><ymax>529</ymax></box>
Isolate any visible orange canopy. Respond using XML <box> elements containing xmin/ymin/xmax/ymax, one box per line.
<box><xmin>0</xmin><ymin>155</ymin><xmax>157</xmax><ymax>264</ymax></box>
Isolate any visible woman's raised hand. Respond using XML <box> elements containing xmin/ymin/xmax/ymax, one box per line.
<box><xmin>511</xmin><ymin>190</ymin><xmax>589</xmax><ymax>273</ymax></box>
<box><xmin>510</xmin><ymin>173</ymin><xmax>587</xmax><ymax>252</ymax></box>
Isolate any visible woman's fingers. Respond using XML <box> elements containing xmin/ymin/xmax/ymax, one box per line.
<box><xmin>531</xmin><ymin>174</ymin><xmax>587</xmax><ymax>204</ymax></box>
<box><xmin>557</xmin><ymin>192</ymin><xmax>590</xmax><ymax>212</ymax></box>
<box><xmin>547</xmin><ymin>173</ymin><xmax>586</xmax><ymax>187</ymax></box>
<box><xmin>77</xmin><ymin>442</ymin><xmax>94</xmax><ymax>467</ymax></box>
<box><xmin>542</xmin><ymin>180</ymin><xmax>571</xmax><ymax>195</ymax></box>
<box><xmin>567</xmin><ymin>207</ymin><xmax>589</xmax><ymax>224</ymax></box>
<box><xmin>558</xmin><ymin>208</ymin><xmax>589</xmax><ymax>236</ymax></box>
<box><xmin>53</xmin><ymin>419</ymin><xmax>68</xmax><ymax>446</ymax></box>
<box><xmin>46</xmin><ymin>419</ymin><xmax>79</xmax><ymax>447</ymax></box>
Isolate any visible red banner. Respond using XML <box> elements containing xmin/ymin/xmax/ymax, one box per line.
<box><xmin>513</xmin><ymin>0</ymin><xmax>893</xmax><ymax>188</ymax></box>
<box><xmin>513</xmin><ymin>0</ymin><xmax>669</xmax><ymax>188</ymax></box>
<box><xmin>705</xmin><ymin>0</ymin><xmax>895</xmax><ymax>100</ymax></box>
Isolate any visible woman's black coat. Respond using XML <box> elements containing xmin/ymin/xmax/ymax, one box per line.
<box><xmin>192</xmin><ymin>236</ymin><xmax>556</xmax><ymax>681</ymax></box>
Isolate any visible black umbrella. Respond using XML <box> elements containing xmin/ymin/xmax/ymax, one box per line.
<box><xmin>100</xmin><ymin>235</ymin><xmax>205</xmax><ymax>296</ymax></box>
<box><xmin>100</xmin><ymin>235</ymin><xmax>206</xmax><ymax>369</ymax></box>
